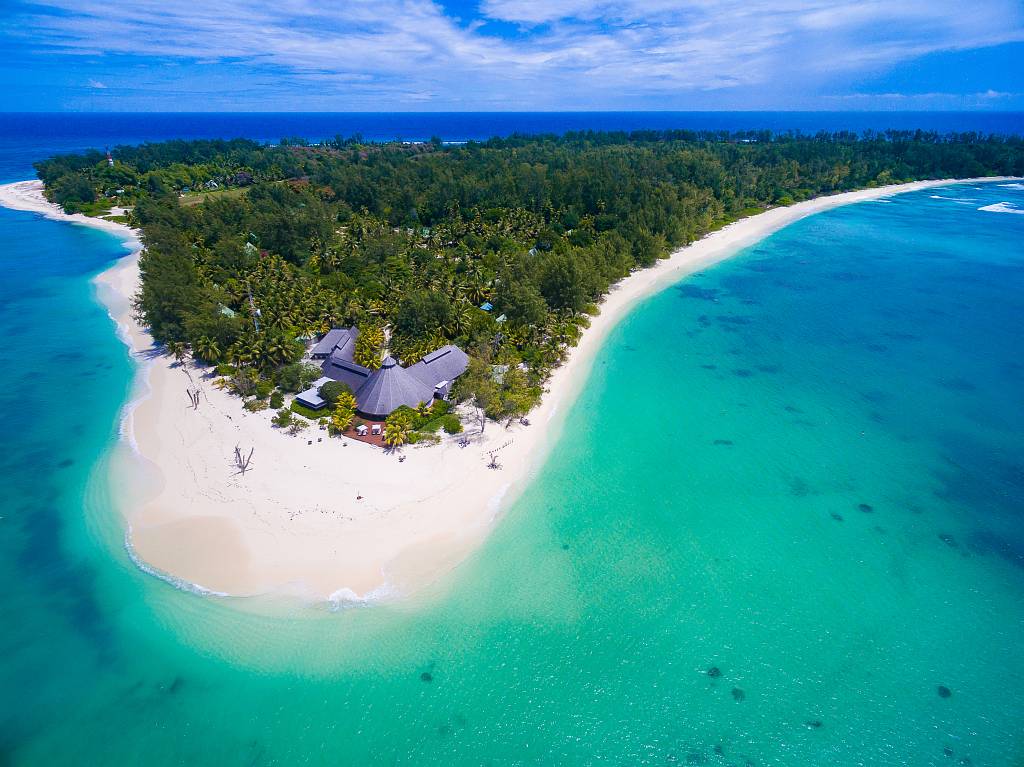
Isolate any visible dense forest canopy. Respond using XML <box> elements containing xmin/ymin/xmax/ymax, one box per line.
<box><xmin>36</xmin><ymin>129</ymin><xmax>1024</xmax><ymax>422</ymax></box>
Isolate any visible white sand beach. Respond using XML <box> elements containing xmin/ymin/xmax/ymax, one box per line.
<box><xmin>0</xmin><ymin>180</ymin><xmax>143</xmax><ymax>243</ymax></box>
<box><xmin>1</xmin><ymin>176</ymin><xmax>1016</xmax><ymax>604</ymax></box>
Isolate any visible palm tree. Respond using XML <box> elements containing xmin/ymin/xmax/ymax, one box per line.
<box><xmin>227</xmin><ymin>341</ymin><xmax>246</xmax><ymax>367</ymax></box>
<box><xmin>383</xmin><ymin>413</ymin><xmax>412</xmax><ymax>448</ymax></box>
<box><xmin>165</xmin><ymin>341</ymin><xmax>188</xmax><ymax>366</ymax></box>
<box><xmin>193</xmin><ymin>336</ymin><xmax>220</xmax><ymax>365</ymax></box>
<box><xmin>228</xmin><ymin>337</ymin><xmax>258</xmax><ymax>368</ymax></box>
<box><xmin>334</xmin><ymin>390</ymin><xmax>357</xmax><ymax>414</ymax></box>
<box><xmin>261</xmin><ymin>335</ymin><xmax>291</xmax><ymax>368</ymax></box>
<box><xmin>444</xmin><ymin>303</ymin><xmax>473</xmax><ymax>337</ymax></box>
<box><xmin>465</xmin><ymin>277</ymin><xmax>490</xmax><ymax>306</ymax></box>
<box><xmin>464</xmin><ymin>261</ymin><xmax>485</xmax><ymax>285</ymax></box>
<box><xmin>540</xmin><ymin>337</ymin><xmax>564</xmax><ymax>366</ymax></box>
<box><xmin>505</xmin><ymin>324</ymin><xmax>533</xmax><ymax>348</ymax></box>
<box><xmin>330</xmin><ymin>406</ymin><xmax>354</xmax><ymax>434</ymax></box>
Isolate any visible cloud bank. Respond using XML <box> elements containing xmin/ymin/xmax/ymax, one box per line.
<box><xmin>4</xmin><ymin>0</ymin><xmax>1023</xmax><ymax>109</ymax></box>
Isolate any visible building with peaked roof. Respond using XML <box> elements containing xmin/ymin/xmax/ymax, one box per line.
<box><xmin>353</xmin><ymin>356</ymin><xmax>434</xmax><ymax>419</ymax></box>
<box><xmin>311</xmin><ymin>328</ymin><xmax>470</xmax><ymax>419</ymax></box>
<box><xmin>323</xmin><ymin>357</ymin><xmax>373</xmax><ymax>395</ymax></box>
<box><xmin>311</xmin><ymin>327</ymin><xmax>355</xmax><ymax>359</ymax></box>
<box><xmin>407</xmin><ymin>345</ymin><xmax>470</xmax><ymax>400</ymax></box>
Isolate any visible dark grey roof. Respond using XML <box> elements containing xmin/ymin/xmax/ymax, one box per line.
<box><xmin>321</xmin><ymin>356</ymin><xmax>372</xmax><ymax>393</ymax></box>
<box><xmin>311</xmin><ymin>328</ymin><xmax>346</xmax><ymax>356</ymax></box>
<box><xmin>311</xmin><ymin>327</ymin><xmax>358</xmax><ymax>359</ymax></box>
<box><xmin>407</xmin><ymin>345</ymin><xmax>470</xmax><ymax>389</ymax></box>
<box><xmin>318</xmin><ymin>341</ymin><xmax>469</xmax><ymax>418</ymax></box>
<box><xmin>332</xmin><ymin>328</ymin><xmax>358</xmax><ymax>362</ymax></box>
<box><xmin>355</xmin><ymin>356</ymin><xmax>433</xmax><ymax>419</ymax></box>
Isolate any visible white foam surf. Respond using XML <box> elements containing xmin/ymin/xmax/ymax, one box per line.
<box><xmin>929</xmin><ymin>195</ymin><xmax>976</xmax><ymax>204</ymax></box>
<box><xmin>978</xmin><ymin>202</ymin><xmax>1024</xmax><ymax>215</ymax></box>
<box><xmin>124</xmin><ymin>529</ymin><xmax>230</xmax><ymax>598</ymax></box>
<box><xmin>326</xmin><ymin>581</ymin><xmax>398</xmax><ymax>611</ymax></box>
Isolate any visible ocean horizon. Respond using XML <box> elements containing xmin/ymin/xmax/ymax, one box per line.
<box><xmin>0</xmin><ymin>116</ymin><xmax>1022</xmax><ymax>764</ymax></box>
<box><xmin>3</xmin><ymin>111</ymin><xmax>1024</xmax><ymax>184</ymax></box>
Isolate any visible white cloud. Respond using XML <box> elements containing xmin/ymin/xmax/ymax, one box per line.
<box><xmin>830</xmin><ymin>89</ymin><xmax>1020</xmax><ymax>109</ymax></box>
<box><xmin>88</xmin><ymin>78</ymin><xmax>107</xmax><ymax>89</ymax></box>
<box><xmin>8</xmin><ymin>0</ymin><xmax>1024</xmax><ymax>108</ymax></box>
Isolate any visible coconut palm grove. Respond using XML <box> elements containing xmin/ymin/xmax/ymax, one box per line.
<box><xmin>34</xmin><ymin>130</ymin><xmax>1024</xmax><ymax>440</ymax></box>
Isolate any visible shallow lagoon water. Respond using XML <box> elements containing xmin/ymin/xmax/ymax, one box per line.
<box><xmin>1</xmin><ymin>180</ymin><xmax>1023</xmax><ymax>764</ymax></box>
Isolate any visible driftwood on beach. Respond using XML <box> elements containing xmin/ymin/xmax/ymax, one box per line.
<box><xmin>486</xmin><ymin>440</ymin><xmax>513</xmax><ymax>469</ymax></box>
<box><xmin>234</xmin><ymin>445</ymin><xmax>254</xmax><ymax>475</ymax></box>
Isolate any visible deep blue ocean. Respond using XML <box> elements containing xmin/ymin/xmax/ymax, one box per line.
<box><xmin>2</xmin><ymin>111</ymin><xmax>1023</xmax><ymax>184</ymax></box>
<box><xmin>0</xmin><ymin>114</ymin><xmax>1022</xmax><ymax>765</ymax></box>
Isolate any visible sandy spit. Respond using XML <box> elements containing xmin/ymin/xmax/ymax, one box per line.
<box><xmin>2</xmin><ymin>176</ymin><xmax>1017</xmax><ymax>604</ymax></box>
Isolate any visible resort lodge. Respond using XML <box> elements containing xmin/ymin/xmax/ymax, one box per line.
<box><xmin>296</xmin><ymin>327</ymin><xmax>469</xmax><ymax>419</ymax></box>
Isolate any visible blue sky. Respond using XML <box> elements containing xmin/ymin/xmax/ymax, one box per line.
<box><xmin>2</xmin><ymin>0</ymin><xmax>1022</xmax><ymax>111</ymax></box>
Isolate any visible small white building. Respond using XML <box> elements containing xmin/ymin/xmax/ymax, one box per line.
<box><xmin>294</xmin><ymin>377</ymin><xmax>334</xmax><ymax>411</ymax></box>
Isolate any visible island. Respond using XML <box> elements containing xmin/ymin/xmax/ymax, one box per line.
<box><xmin>24</xmin><ymin>129</ymin><xmax>1024</xmax><ymax>601</ymax></box>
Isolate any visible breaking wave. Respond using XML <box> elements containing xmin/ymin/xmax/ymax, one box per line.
<box><xmin>979</xmin><ymin>202</ymin><xmax>1024</xmax><ymax>215</ymax></box>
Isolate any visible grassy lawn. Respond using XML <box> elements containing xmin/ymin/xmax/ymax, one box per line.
<box><xmin>290</xmin><ymin>401</ymin><xmax>328</xmax><ymax>420</ymax></box>
<box><xmin>178</xmin><ymin>187</ymin><xmax>249</xmax><ymax>208</ymax></box>
<box><xmin>76</xmin><ymin>200</ymin><xmax>113</xmax><ymax>217</ymax></box>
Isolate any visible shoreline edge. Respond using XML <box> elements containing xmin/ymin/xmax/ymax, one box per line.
<box><xmin>2</xmin><ymin>176</ymin><xmax>1020</xmax><ymax>605</ymax></box>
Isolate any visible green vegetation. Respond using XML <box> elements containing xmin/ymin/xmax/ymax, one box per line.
<box><xmin>383</xmin><ymin>410</ymin><xmax>414</xmax><ymax>447</ymax></box>
<box><xmin>354</xmin><ymin>323</ymin><xmax>386</xmax><ymax>369</ymax></box>
<box><xmin>290</xmin><ymin>401</ymin><xmax>326</xmax><ymax>420</ymax></box>
<box><xmin>287</xmin><ymin>416</ymin><xmax>309</xmax><ymax>436</ymax></box>
<box><xmin>317</xmin><ymin>380</ymin><xmax>353</xmax><ymax>407</ymax></box>
<box><xmin>327</xmin><ymin>390</ymin><xmax>357</xmax><ymax>435</ymax></box>
<box><xmin>276</xmin><ymin>362</ymin><xmax>320</xmax><ymax>393</ymax></box>
<box><xmin>440</xmin><ymin>415</ymin><xmax>463</xmax><ymax>435</ymax></box>
<box><xmin>178</xmin><ymin>186</ymin><xmax>250</xmax><ymax>208</ymax></box>
<box><xmin>36</xmin><ymin>131</ymin><xmax>1024</xmax><ymax>423</ymax></box>
<box><xmin>380</xmin><ymin>401</ymin><xmax>464</xmax><ymax>440</ymax></box>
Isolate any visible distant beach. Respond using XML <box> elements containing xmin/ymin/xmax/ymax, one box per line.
<box><xmin>1</xmin><ymin>176</ymin><xmax>1018</xmax><ymax>603</ymax></box>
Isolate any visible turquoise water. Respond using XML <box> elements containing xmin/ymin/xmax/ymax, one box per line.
<box><xmin>1</xmin><ymin>182</ymin><xmax>1023</xmax><ymax>765</ymax></box>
